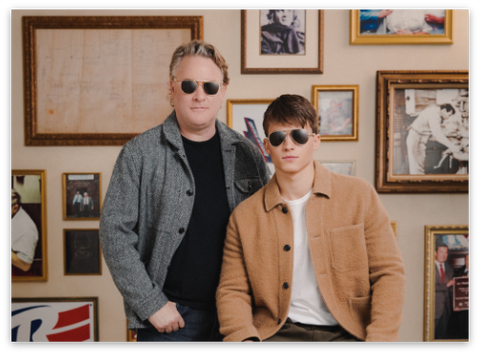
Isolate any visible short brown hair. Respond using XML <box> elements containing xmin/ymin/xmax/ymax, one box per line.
<box><xmin>263</xmin><ymin>94</ymin><xmax>318</xmax><ymax>136</ymax></box>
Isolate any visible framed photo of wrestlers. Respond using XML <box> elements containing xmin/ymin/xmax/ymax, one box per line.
<box><xmin>12</xmin><ymin>170</ymin><xmax>47</xmax><ymax>282</ymax></box>
<box><xmin>64</xmin><ymin>229</ymin><xmax>102</xmax><ymax>275</ymax></box>
<box><xmin>318</xmin><ymin>160</ymin><xmax>356</xmax><ymax>176</ymax></box>
<box><xmin>350</xmin><ymin>10</ymin><xmax>453</xmax><ymax>45</ymax></box>
<box><xmin>423</xmin><ymin>225</ymin><xmax>468</xmax><ymax>342</ymax></box>
<box><xmin>241</xmin><ymin>10</ymin><xmax>324</xmax><ymax>74</ymax></box>
<box><xmin>226</xmin><ymin>99</ymin><xmax>275</xmax><ymax>175</ymax></box>
<box><xmin>375</xmin><ymin>71</ymin><xmax>468</xmax><ymax>193</ymax></box>
<box><xmin>62</xmin><ymin>173</ymin><xmax>102</xmax><ymax>220</ymax></box>
<box><xmin>22</xmin><ymin>16</ymin><xmax>203</xmax><ymax>146</ymax></box>
<box><xmin>12</xmin><ymin>297</ymin><xmax>99</xmax><ymax>341</ymax></box>
<box><xmin>312</xmin><ymin>85</ymin><xmax>359</xmax><ymax>141</ymax></box>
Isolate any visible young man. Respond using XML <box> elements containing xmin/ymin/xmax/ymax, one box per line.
<box><xmin>99</xmin><ymin>40</ymin><xmax>270</xmax><ymax>342</ymax></box>
<box><xmin>216</xmin><ymin>94</ymin><xmax>406</xmax><ymax>342</ymax></box>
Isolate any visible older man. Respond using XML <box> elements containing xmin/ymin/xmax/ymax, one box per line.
<box><xmin>99</xmin><ymin>40</ymin><xmax>270</xmax><ymax>342</ymax></box>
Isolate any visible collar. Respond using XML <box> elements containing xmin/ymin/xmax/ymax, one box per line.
<box><xmin>264</xmin><ymin>161</ymin><xmax>332</xmax><ymax>212</ymax></box>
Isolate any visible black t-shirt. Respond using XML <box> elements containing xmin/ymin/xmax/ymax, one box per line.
<box><xmin>162</xmin><ymin>130</ymin><xmax>230</xmax><ymax>311</ymax></box>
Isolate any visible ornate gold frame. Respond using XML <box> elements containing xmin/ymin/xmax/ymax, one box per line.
<box><xmin>62</xmin><ymin>172</ymin><xmax>102</xmax><ymax>221</ymax></box>
<box><xmin>226</xmin><ymin>99</ymin><xmax>275</xmax><ymax>128</ymax></box>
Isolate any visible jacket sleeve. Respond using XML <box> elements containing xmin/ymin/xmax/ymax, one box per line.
<box><xmin>99</xmin><ymin>145</ymin><xmax>169</xmax><ymax>321</ymax></box>
<box><xmin>363</xmin><ymin>184</ymin><xmax>406</xmax><ymax>341</ymax></box>
<box><xmin>216</xmin><ymin>212</ymin><xmax>261</xmax><ymax>342</ymax></box>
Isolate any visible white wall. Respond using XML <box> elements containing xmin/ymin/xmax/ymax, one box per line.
<box><xmin>11</xmin><ymin>9</ymin><xmax>469</xmax><ymax>342</ymax></box>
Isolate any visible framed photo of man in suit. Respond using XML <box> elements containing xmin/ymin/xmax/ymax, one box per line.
<box><xmin>424</xmin><ymin>225</ymin><xmax>469</xmax><ymax>341</ymax></box>
<box><xmin>62</xmin><ymin>173</ymin><xmax>102</xmax><ymax>220</ymax></box>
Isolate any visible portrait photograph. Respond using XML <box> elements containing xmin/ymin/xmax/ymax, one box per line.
<box><xmin>375</xmin><ymin>71</ymin><xmax>468</xmax><ymax>193</ymax></box>
<box><xmin>319</xmin><ymin>160</ymin><xmax>356</xmax><ymax>176</ymax></box>
<box><xmin>63</xmin><ymin>173</ymin><xmax>102</xmax><ymax>220</ymax></box>
<box><xmin>12</xmin><ymin>170</ymin><xmax>47</xmax><ymax>282</ymax></box>
<box><xmin>64</xmin><ymin>229</ymin><xmax>102</xmax><ymax>275</ymax></box>
<box><xmin>260</xmin><ymin>9</ymin><xmax>306</xmax><ymax>55</ymax></box>
<box><xmin>350</xmin><ymin>10</ymin><xmax>453</xmax><ymax>45</ymax></box>
<box><xmin>312</xmin><ymin>85</ymin><xmax>359</xmax><ymax>141</ymax></box>
<box><xmin>424</xmin><ymin>225</ymin><xmax>468</xmax><ymax>342</ymax></box>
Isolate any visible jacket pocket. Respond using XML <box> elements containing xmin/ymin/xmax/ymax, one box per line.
<box><xmin>349</xmin><ymin>295</ymin><xmax>371</xmax><ymax>331</ymax></box>
<box><xmin>328</xmin><ymin>223</ymin><xmax>367</xmax><ymax>272</ymax></box>
<box><xmin>234</xmin><ymin>177</ymin><xmax>263</xmax><ymax>197</ymax></box>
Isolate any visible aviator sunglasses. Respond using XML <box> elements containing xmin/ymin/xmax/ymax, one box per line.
<box><xmin>173</xmin><ymin>78</ymin><xmax>222</xmax><ymax>96</ymax></box>
<box><xmin>267</xmin><ymin>129</ymin><xmax>316</xmax><ymax>147</ymax></box>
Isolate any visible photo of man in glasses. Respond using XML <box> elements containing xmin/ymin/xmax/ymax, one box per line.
<box><xmin>99</xmin><ymin>40</ymin><xmax>270</xmax><ymax>342</ymax></box>
<box><xmin>216</xmin><ymin>94</ymin><xmax>406</xmax><ymax>342</ymax></box>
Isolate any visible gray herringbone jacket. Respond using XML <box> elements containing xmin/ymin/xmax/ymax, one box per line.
<box><xmin>99</xmin><ymin>111</ymin><xmax>270</xmax><ymax>329</ymax></box>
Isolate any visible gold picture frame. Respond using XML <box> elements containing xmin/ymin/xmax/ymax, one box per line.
<box><xmin>424</xmin><ymin>225</ymin><xmax>469</xmax><ymax>341</ymax></box>
<box><xmin>22</xmin><ymin>16</ymin><xmax>203</xmax><ymax>146</ymax></box>
<box><xmin>62</xmin><ymin>173</ymin><xmax>102</xmax><ymax>220</ymax></box>
<box><xmin>312</xmin><ymin>85</ymin><xmax>359</xmax><ymax>141</ymax></box>
<box><xmin>350</xmin><ymin>10</ymin><xmax>453</xmax><ymax>45</ymax></box>
<box><xmin>375</xmin><ymin>70</ymin><xmax>468</xmax><ymax>193</ymax></box>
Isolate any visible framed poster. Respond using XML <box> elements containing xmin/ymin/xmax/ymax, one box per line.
<box><xmin>227</xmin><ymin>99</ymin><xmax>275</xmax><ymax>175</ymax></box>
<box><xmin>241</xmin><ymin>10</ymin><xmax>324</xmax><ymax>74</ymax></box>
<box><xmin>375</xmin><ymin>71</ymin><xmax>468</xmax><ymax>193</ymax></box>
<box><xmin>12</xmin><ymin>170</ymin><xmax>47</xmax><ymax>282</ymax></box>
<box><xmin>424</xmin><ymin>225</ymin><xmax>468</xmax><ymax>341</ymax></box>
<box><xmin>350</xmin><ymin>10</ymin><xmax>453</xmax><ymax>45</ymax></box>
<box><xmin>12</xmin><ymin>297</ymin><xmax>98</xmax><ymax>342</ymax></box>
<box><xmin>64</xmin><ymin>229</ymin><xmax>102</xmax><ymax>275</ymax></box>
<box><xmin>23</xmin><ymin>16</ymin><xmax>203</xmax><ymax>146</ymax></box>
<box><xmin>312</xmin><ymin>85</ymin><xmax>359</xmax><ymax>141</ymax></box>
<box><xmin>318</xmin><ymin>160</ymin><xmax>356</xmax><ymax>176</ymax></box>
<box><xmin>62</xmin><ymin>173</ymin><xmax>102</xmax><ymax>220</ymax></box>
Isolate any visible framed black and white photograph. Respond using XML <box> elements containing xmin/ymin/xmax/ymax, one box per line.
<box><xmin>64</xmin><ymin>229</ymin><xmax>101</xmax><ymax>275</ymax></box>
<box><xmin>260</xmin><ymin>9</ymin><xmax>306</xmax><ymax>55</ymax></box>
<box><xmin>318</xmin><ymin>160</ymin><xmax>356</xmax><ymax>176</ymax></box>
<box><xmin>62</xmin><ymin>173</ymin><xmax>102</xmax><ymax>220</ymax></box>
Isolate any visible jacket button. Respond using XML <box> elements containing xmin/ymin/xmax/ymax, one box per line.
<box><xmin>277</xmin><ymin>319</ymin><xmax>282</xmax><ymax>325</ymax></box>
<box><xmin>284</xmin><ymin>245</ymin><xmax>291</xmax><ymax>251</ymax></box>
<box><xmin>186</xmin><ymin>190</ymin><xmax>193</xmax><ymax>196</ymax></box>
<box><xmin>282</xmin><ymin>206</ymin><xmax>288</xmax><ymax>214</ymax></box>
<box><xmin>283</xmin><ymin>282</ymin><xmax>289</xmax><ymax>289</ymax></box>
<box><xmin>178</xmin><ymin>228</ymin><xmax>185</xmax><ymax>234</ymax></box>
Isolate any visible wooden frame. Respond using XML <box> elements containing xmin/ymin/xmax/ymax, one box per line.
<box><xmin>64</xmin><ymin>229</ymin><xmax>102</xmax><ymax>276</ymax></box>
<box><xmin>12</xmin><ymin>297</ymin><xmax>99</xmax><ymax>341</ymax></box>
<box><xmin>424</xmin><ymin>225</ymin><xmax>469</xmax><ymax>342</ymax></box>
<box><xmin>62</xmin><ymin>173</ymin><xmax>102</xmax><ymax>220</ymax></box>
<box><xmin>312</xmin><ymin>85</ymin><xmax>359</xmax><ymax>141</ymax></box>
<box><xmin>241</xmin><ymin>10</ymin><xmax>324</xmax><ymax>74</ymax></box>
<box><xmin>318</xmin><ymin>160</ymin><xmax>356</xmax><ymax>176</ymax></box>
<box><xmin>350</xmin><ymin>10</ymin><xmax>453</xmax><ymax>45</ymax></box>
<box><xmin>375</xmin><ymin>70</ymin><xmax>468</xmax><ymax>193</ymax></box>
<box><xmin>12</xmin><ymin>169</ymin><xmax>48</xmax><ymax>282</ymax></box>
<box><xmin>390</xmin><ymin>221</ymin><xmax>397</xmax><ymax>238</ymax></box>
<box><xmin>22</xmin><ymin>16</ymin><xmax>203</xmax><ymax>146</ymax></box>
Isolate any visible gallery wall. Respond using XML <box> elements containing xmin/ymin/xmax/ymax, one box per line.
<box><xmin>11</xmin><ymin>9</ymin><xmax>469</xmax><ymax>342</ymax></box>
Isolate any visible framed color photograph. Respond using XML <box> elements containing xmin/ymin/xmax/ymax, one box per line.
<box><xmin>350</xmin><ymin>10</ymin><xmax>453</xmax><ymax>45</ymax></box>
<box><xmin>424</xmin><ymin>225</ymin><xmax>468</xmax><ymax>342</ymax></box>
<box><xmin>312</xmin><ymin>85</ymin><xmax>359</xmax><ymax>141</ymax></box>
<box><xmin>227</xmin><ymin>99</ymin><xmax>275</xmax><ymax>175</ymax></box>
<box><xmin>318</xmin><ymin>160</ymin><xmax>356</xmax><ymax>176</ymax></box>
<box><xmin>12</xmin><ymin>170</ymin><xmax>47</xmax><ymax>282</ymax></box>
<box><xmin>63</xmin><ymin>173</ymin><xmax>102</xmax><ymax>220</ymax></box>
<box><xmin>12</xmin><ymin>297</ymin><xmax>98</xmax><ymax>342</ymax></box>
<box><xmin>375</xmin><ymin>71</ymin><xmax>468</xmax><ymax>193</ymax></box>
<box><xmin>23</xmin><ymin>16</ymin><xmax>203</xmax><ymax>146</ymax></box>
<box><xmin>64</xmin><ymin>229</ymin><xmax>101</xmax><ymax>275</ymax></box>
<box><xmin>241</xmin><ymin>10</ymin><xmax>324</xmax><ymax>74</ymax></box>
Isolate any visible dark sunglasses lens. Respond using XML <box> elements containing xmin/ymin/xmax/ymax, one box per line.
<box><xmin>269</xmin><ymin>131</ymin><xmax>287</xmax><ymax>146</ymax></box>
<box><xmin>291</xmin><ymin>129</ymin><xmax>310</xmax><ymax>144</ymax></box>
<box><xmin>181</xmin><ymin>80</ymin><xmax>198</xmax><ymax>94</ymax></box>
<box><xmin>203</xmin><ymin>81</ymin><xmax>220</xmax><ymax>95</ymax></box>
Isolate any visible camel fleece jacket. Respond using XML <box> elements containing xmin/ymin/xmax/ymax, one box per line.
<box><xmin>216</xmin><ymin>162</ymin><xmax>406</xmax><ymax>342</ymax></box>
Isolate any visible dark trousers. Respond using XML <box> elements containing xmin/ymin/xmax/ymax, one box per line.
<box><xmin>264</xmin><ymin>319</ymin><xmax>361</xmax><ymax>342</ymax></box>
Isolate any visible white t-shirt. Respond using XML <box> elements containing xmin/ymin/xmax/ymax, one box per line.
<box><xmin>11</xmin><ymin>207</ymin><xmax>39</xmax><ymax>264</ymax></box>
<box><xmin>284</xmin><ymin>190</ymin><xmax>338</xmax><ymax>326</ymax></box>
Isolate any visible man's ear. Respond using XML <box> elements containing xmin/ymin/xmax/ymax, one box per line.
<box><xmin>312</xmin><ymin>134</ymin><xmax>321</xmax><ymax>151</ymax></box>
<box><xmin>264</xmin><ymin>138</ymin><xmax>271</xmax><ymax>155</ymax></box>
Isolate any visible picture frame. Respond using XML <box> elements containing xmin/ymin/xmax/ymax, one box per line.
<box><xmin>241</xmin><ymin>10</ymin><xmax>324</xmax><ymax>74</ymax></box>
<box><xmin>62</xmin><ymin>173</ymin><xmax>102</xmax><ymax>220</ymax></box>
<box><xmin>390</xmin><ymin>221</ymin><xmax>397</xmax><ymax>238</ymax></box>
<box><xmin>350</xmin><ymin>10</ymin><xmax>453</xmax><ymax>45</ymax></box>
<box><xmin>12</xmin><ymin>297</ymin><xmax>99</xmax><ymax>342</ymax></box>
<box><xmin>22</xmin><ymin>16</ymin><xmax>203</xmax><ymax>146</ymax></box>
<box><xmin>127</xmin><ymin>320</ymin><xmax>137</xmax><ymax>342</ymax></box>
<box><xmin>424</xmin><ymin>225</ymin><xmax>469</xmax><ymax>342</ymax></box>
<box><xmin>312</xmin><ymin>85</ymin><xmax>359</xmax><ymax>141</ymax></box>
<box><xmin>318</xmin><ymin>160</ymin><xmax>356</xmax><ymax>176</ymax></box>
<box><xmin>64</xmin><ymin>229</ymin><xmax>102</xmax><ymax>276</ymax></box>
<box><xmin>12</xmin><ymin>169</ymin><xmax>48</xmax><ymax>282</ymax></box>
<box><xmin>375</xmin><ymin>70</ymin><xmax>468</xmax><ymax>193</ymax></box>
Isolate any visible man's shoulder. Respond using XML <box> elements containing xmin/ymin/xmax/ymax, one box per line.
<box><xmin>231</xmin><ymin>185</ymin><xmax>267</xmax><ymax>218</ymax></box>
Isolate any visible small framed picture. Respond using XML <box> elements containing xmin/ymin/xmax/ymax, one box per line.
<box><xmin>12</xmin><ymin>170</ymin><xmax>47</xmax><ymax>282</ymax></box>
<box><xmin>311</xmin><ymin>85</ymin><xmax>359</xmax><ymax>141</ymax></box>
<box><xmin>424</xmin><ymin>225</ymin><xmax>468</xmax><ymax>341</ymax></box>
<box><xmin>62</xmin><ymin>173</ymin><xmax>102</xmax><ymax>220</ymax></box>
<box><xmin>318</xmin><ymin>160</ymin><xmax>356</xmax><ymax>176</ymax></box>
<box><xmin>12</xmin><ymin>297</ymin><xmax>98</xmax><ymax>342</ymax></box>
<box><xmin>350</xmin><ymin>10</ymin><xmax>453</xmax><ymax>45</ymax></box>
<box><xmin>390</xmin><ymin>221</ymin><xmax>397</xmax><ymax>237</ymax></box>
<box><xmin>64</xmin><ymin>229</ymin><xmax>102</xmax><ymax>275</ymax></box>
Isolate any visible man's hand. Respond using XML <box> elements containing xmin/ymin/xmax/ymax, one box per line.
<box><xmin>148</xmin><ymin>301</ymin><xmax>185</xmax><ymax>333</ymax></box>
